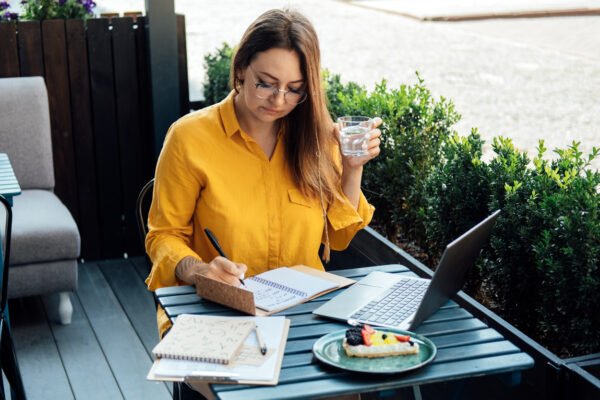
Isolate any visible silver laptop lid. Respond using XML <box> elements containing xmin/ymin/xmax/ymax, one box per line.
<box><xmin>408</xmin><ymin>209</ymin><xmax>500</xmax><ymax>329</ymax></box>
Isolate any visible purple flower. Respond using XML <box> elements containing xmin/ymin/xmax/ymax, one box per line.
<box><xmin>20</xmin><ymin>0</ymin><xmax>26</xmax><ymax>3</ymax></box>
<box><xmin>75</xmin><ymin>0</ymin><xmax>95</xmax><ymax>13</ymax></box>
<box><xmin>58</xmin><ymin>0</ymin><xmax>66</xmax><ymax>6</ymax></box>
<box><xmin>0</xmin><ymin>1</ymin><xmax>10</xmax><ymax>11</ymax></box>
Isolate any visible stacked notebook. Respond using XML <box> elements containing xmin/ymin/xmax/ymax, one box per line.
<box><xmin>147</xmin><ymin>315</ymin><xmax>290</xmax><ymax>385</ymax></box>
<box><xmin>151</xmin><ymin>315</ymin><xmax>255</xmax><ymax>364</ymax></box>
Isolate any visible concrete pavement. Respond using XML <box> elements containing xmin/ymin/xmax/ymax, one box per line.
<box><xmin>99</xmin><ymin>0</ymin><xmax>600</xmax><ymax>169</ymax></box>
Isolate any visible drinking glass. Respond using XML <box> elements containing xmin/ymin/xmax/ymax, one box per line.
<box><xmin>337</xmin><ymin>116</ymin><xmax>373</xmax><ymax>157</ymax></box>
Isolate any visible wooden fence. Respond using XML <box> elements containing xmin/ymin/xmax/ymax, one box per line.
<box><xmin>0</xmin><ymin>16</ymin><xmax>189</xmax><ymax>260</ymax></box>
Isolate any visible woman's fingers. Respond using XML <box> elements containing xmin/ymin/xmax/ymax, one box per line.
<box><xmin>207</xmin><ymin>257</ymin><xmax>246</xmax><ymax>286</ymax></box>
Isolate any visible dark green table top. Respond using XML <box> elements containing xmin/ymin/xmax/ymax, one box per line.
<box><xmin>0</xmin><ymin>153</ymin><xmax>21</xmax><ymax>205</ymax></box>
<box><xmin>156</xmin><ymin>264</ymin><xmax>534</xmax><ymax>400</ymax></box>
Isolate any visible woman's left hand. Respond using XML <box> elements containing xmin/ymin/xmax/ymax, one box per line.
<box><xmin>341</xmin><ymin>117</ymin><xmax>382</xmax><ymax>169</ymax></box>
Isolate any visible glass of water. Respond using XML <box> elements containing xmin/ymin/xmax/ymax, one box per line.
<box><xmin>337</xmin><ymin>116</ymin><xmax>374</xmax><ymax>157</ymax></box>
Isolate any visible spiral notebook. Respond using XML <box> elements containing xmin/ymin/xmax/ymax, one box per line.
<box><xmin>151</xmin><ymin>314</ymin><xmax>255</xmax><ymax>364</ymax></box>
<box><xmin>195</xmin><ymin>265</ymin><xmax>355</xmax><ymax>316</ymax></box>
<box><xmin>244</xmin><ymin>267</ymin><xmax>339</xmax><ymax>312</ymax></box>
<box><xmin>147</xmin><ymin>316</ymin><xmax>290</xmax><ymax>386</ymax></box>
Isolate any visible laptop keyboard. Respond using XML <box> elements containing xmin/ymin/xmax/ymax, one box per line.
<box><xmin>349</xmin><ymin>278</ymin><xmax>430</xmax><ymax>326</ymax></box>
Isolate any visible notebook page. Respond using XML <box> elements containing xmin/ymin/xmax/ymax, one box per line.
<box><xmin>244</xmin><ymin>267</ymin><xmax>339</xmax><ymax>312</ymax></box>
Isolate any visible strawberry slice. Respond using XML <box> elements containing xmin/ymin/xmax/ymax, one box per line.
<box><xmin>395</xmin><ymin>334</ymin><xmax>411</xmax><ymax>342</ymax></box>
<box><xmin>362</xmin><ymin>330</ymin><xmax>372</xmax><ymax>346</ymax></box>
<box><xmin>363</xmin><ymin>324</ymin><xmax>375</xmax><ymax>334</ymax></box>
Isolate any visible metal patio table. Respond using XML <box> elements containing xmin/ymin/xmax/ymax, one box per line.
<box><xmin>156</xmin><ymin>264</ymin><xmax>534</xmax><ymax>400</ymax></box>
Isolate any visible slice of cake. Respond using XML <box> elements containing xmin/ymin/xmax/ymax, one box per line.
<box><xmin>342</xmin><ymin>324</ymin><xmax>419</xmax><ymax>358</ymax></box>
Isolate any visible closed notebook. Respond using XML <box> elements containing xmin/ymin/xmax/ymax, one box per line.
<box><xmin>152</xmin><ymin>314</ymin><xmax>255</xmax><ymax>364</ymax></box>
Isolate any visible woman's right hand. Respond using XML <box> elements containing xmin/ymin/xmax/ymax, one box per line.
<box><xmin>175</xmin><ymin>256</ymin><xmax>247</xmax><ymax>287</ymax></box>
<box><xmin>199</xmin><ymin>256</ymin><xmax>248</xmax><ymax>286</ymax></box>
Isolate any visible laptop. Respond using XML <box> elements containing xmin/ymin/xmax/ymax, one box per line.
<box><xmin>313</xmin><ymin>210</ymin><xmax>500</xmax><ymax>330</ymax></box>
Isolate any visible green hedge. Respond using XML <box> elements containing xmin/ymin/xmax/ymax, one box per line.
<box><xmin>202</xmin><ymin>43</ymin><xmax>600</xmax><ymax>357</ymax></box>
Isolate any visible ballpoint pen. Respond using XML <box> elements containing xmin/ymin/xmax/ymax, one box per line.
<box><xmin>204</xmin><ymin>228</ymin><xmax>246</xmax><ymax>286</ymax></box>
<box><xmin>255</xmin><ymin>325</ymin><xmax>267</xmax><ymax>355</ymax></box>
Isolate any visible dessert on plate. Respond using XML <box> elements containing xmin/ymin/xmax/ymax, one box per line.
<box><xmin>342</xmin><ymin>324</ymin><xmax>419</xmax><ymax>358</ymax></box>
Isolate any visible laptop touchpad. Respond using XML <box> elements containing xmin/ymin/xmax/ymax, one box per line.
<box><xmin>358</xmin><ymin>271</ymin><xmax>400</xmax><ymax>288</ymax></box>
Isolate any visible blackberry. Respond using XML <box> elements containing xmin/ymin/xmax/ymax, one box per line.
<box><xmin>346</xmin><ymin>333</ymin><xmax>363</xmax><ymax>346</ymax></box>
<box><xmin>345</xmin><ymin>328</ymin><xmax>364</xmax><ymax>346</ymax></box>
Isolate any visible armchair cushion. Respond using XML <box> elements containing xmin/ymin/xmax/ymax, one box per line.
<box><xmin>0</xmin><ymin>77</ymin><xmax>55</xmax><ymax>190</ymax></box>
<box><xmin>10</xmin><ymin>189</ymin><xmax>80</xmax><ymax>265</ymax></box>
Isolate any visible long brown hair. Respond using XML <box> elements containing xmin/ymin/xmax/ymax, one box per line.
<box><xmin>231</xmin><ymin>9</ymin><xmax>342</xmax><ymax>205</ymax></box>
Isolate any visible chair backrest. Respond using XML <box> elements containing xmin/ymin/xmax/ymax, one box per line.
<box><xmin>0</xmin><ymin>194</ymin><xmax>13</xmax><ymax>313</ymax></box>
<box><xmin>136</xmin><ymin>178</ymin><xmax>154</xmax><ymax>249</ymax></box>
<box><xmin>0</xmin><ymin>77</ymin><xmax>55</xmax><ymax>190</ymax></box>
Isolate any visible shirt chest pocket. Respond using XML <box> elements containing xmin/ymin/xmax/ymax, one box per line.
<box><xmin>288</xmin><ymin>188</ymin><xmax>317</xmax><ymax>208</ymax></box>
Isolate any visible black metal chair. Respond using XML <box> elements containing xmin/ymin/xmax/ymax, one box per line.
<box><xmin>136</xmin><ymin>179</ymin><xmax>159</xmax><ymax>309</ymax></box>
<box><xmin>0</xmin><ymin>194</ymin><xmax>26</xmax><ymax>400</ymax></box>
<box><xmin>136</xmin><ymin>178</ymin><xmax>155</xmax><ymax>249</ymax></box>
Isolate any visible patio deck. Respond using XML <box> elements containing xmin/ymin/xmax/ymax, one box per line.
<box><xmin>9</xmin><ymin>257</ymin><xmax>171</xmax><ymax>400</ymax></box>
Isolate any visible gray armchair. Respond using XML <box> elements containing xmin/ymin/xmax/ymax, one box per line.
<box><xmin>0</xmin><ymin>76</ymin><xmax>80</xmax><ymax>324</ymax></box>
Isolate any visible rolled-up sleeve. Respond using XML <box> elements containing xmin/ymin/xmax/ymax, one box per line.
<box><xmin>326</xmin><ymin>190</ymin><xmax>375</xmax><ymax>250</ymax></box>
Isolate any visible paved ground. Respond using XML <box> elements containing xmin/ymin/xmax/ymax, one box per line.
<box><xmin>100</xmin><ymin>0</ymin><xmax>600</xmax><ymax>169</ymax></box>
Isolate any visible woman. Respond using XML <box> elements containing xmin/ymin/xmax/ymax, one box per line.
<box><xmin>146</xmin><ymin>6</ymin><xmax>380</xmax><ymax>351</ymax></box>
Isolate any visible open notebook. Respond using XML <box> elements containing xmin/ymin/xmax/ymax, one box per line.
<box><xmin>243</xmin><ymin>267</ymin><xmax>339</xmax><ymax>312</ymax></box>
<box><xmin>195</xmin><ymin>266</ymin><xmax>355</xmax><ymax>316</ymax></box>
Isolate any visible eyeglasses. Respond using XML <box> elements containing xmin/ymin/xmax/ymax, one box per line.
<box><xmin>248</xmin><ymin>66</ymin><xmax>307</xmax><ymax>105</ymax></box>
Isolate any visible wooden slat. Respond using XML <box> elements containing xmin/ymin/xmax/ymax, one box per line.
<box><xmin>428</xmin><ymin>328</ymin><xmax>504</xmax><ymax>349</ymax></box>
<box><xmin>160</xmin><ymin>293</ymin><xmax>201</xmax><ymax>307</ymax></box>
<box><xmin>284</xmin><ymin>338</ymin><xmax>317</xmax><ymax>355</ymax></box>
<box><xmin>176</xmin><ymin>14</ymin><xmax>189</xmax><ymax>116</ymax></box>
<box><xmin>134</xmin><ymin>16</ymin><xmax>156</xmax><ymax>181</ymax></box>
<box><xmin>41</xmin><ymin>19</ymin><xmax>80</xmax><ymax>222</ymax></box>
<box><xmin>434</xmin><ymin>340</ymin><xmax>520</xmax><ymax>364</ymax></box>
<box><xmin>17</xmin><ymin>21</ymin><xmax>44</xmax><ymax>77</ymax></box>
<box><xmin>286</xmin><ymin>322</ymin><xmax>348</xmax><ymax>340</ymax></box>
<box><xmin>66</xmin><ymin>18</ymin><xmax>101</xmax><ymax>260</ymax></box>
<box><xmin>131</xmin><ymin>255</ymin><xmax>152</xmax><ymax>282</ymax></box>
<box><xmin>77</xmin><ymin>262</ymin><xmax>171</xmax><ymax>399</ymax></box>
<box><xmin>87</xmin><ymin>18</ymin><xmax>124</xmax><ymax>258</ymax></box>
<box><xmin>414</xmin><ymin>318</ymin><xmax>487</xmax><ymax>336</ymax></box>
<box><xmin>41</xmin><ymin>293</ymin><xmax>123</xmax><ymax>399</ymax></box>
<box><xmin>111</xmin><ymin>17</ymin><xmax>145</xmax><ymax>257</ymax></box>
<box><xmin>155</xmin><ymin>285</ymin><xmax>195</xmax><ymax>297</ymax></box>
<box><xmin>0</xmin><ymin>21</ymin><xmax>19</xmax><ymax>77</ymax></box>
<box><xmin>97</xmin><ymin>258</ymin><xmax>162</xmax><ymax>356</ymax></box>
<box><xmin>10</xmin><ymin>297</ymin><xmax>74</xmax><ymax>400</ymax></box>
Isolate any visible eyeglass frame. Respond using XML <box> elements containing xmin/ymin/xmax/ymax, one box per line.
<box><xmin>246</xmin><ymin>66</ymin><xmax>308</xmax><ymax>105</ymax></box>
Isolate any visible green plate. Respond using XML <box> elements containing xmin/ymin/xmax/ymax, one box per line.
<box><xmin>313</xmin><ymin>328</ymin><xmax>436</xmax><ymax>374</ymax></box>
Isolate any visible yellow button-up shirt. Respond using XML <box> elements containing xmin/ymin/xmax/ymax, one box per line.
<box><xmin>146</xmin><ymin>92</ymin><xmax>374</xmax><ymax>336</ymax></box>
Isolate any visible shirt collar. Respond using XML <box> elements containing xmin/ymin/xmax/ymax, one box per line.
<box><xmin>220</xmin><ymin>90</ymin><xmax>241</xmax><ymax>138</ymax></box>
